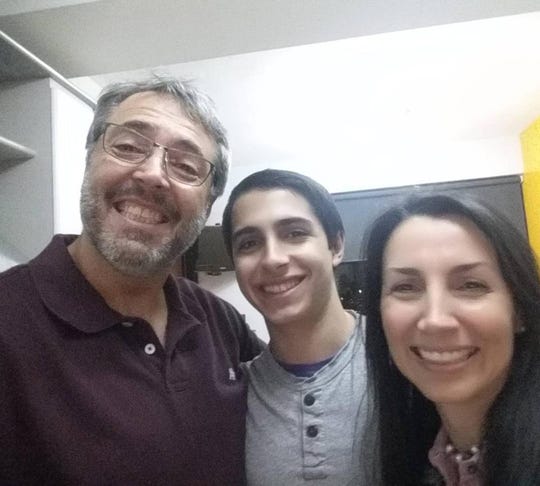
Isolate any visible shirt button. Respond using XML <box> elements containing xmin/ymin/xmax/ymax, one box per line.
<box><xmin>121</xmin><ymin>321</ymin><xmax>133</xmax><ymax>328</ymax></box>
<box><xmin>144</xmin><ymin>343</ymin><xmax>156</xmax><ymax>355</ymax></box>
<box><xmin>306</xmin><ymin>425</ymin><xmax>318</xmax><ymax>438</ymax></box>
<box><xmin>304</xmin><ymin>394</ymin><xmax>315</xmax><ymax>406</ymax></box>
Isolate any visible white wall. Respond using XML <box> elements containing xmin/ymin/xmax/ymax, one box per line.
<box><xmin>198</xmin><ymin>271</ymin><xmax>269</xmax><ymax>342</ymax></box>
<box><xmin>0</xmin><ymin>236</ymin><xmax>24</xmax><ymax>272</ymax></box>
<box><xmin>0</xmin><ymin>254</ymin><xmax>17</xmax><ymax>271</ymax></box>
<box><xmin>51</xmin><ymin>80</ymin><xmax>93</xmax><ymax>234</ymax></box>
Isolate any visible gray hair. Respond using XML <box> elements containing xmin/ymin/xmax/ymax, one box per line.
<box><xmin>85</xmin><ymin>76</ymin><xmax>230</xmax><ymax>203</ymax></box>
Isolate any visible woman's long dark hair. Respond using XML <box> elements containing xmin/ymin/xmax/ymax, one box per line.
<box><xmin>363</xmin><ymin>194</ymin><xmax>540</xmax><ymax>485</ymax></box>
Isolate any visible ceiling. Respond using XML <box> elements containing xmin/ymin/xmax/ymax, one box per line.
<box><xmin>1</xmin><ymin>1</ymin><xmax>540</xmax><ymax>176</ymax></box>
<box><xmin>0</xmin><ymin>0</ymin><xmax>539</xmax><ymax>77</ymax></box>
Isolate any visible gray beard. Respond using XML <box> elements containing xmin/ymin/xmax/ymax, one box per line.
<box><xmin>80</xmin><ymin>173</ymin><xmax>207</xmax><ymax>277</ymax></box>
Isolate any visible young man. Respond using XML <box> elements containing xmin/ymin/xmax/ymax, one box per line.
<box><xmin>222</xmin><ymin>169</ymin><xmax>368</xmax><ymax>485</ymax></box>
<box><xmin>0</xmin><ymin>77</ymin><xmax>262</xmax><ymax>485</ymax></box>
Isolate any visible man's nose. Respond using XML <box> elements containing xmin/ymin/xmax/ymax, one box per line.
<box><xmin>132</xmin><ymin>145</ymin><xmax>170</xmax><ymax>189</ymax></box>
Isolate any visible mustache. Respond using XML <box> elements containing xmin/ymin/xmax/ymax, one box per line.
<box><xmin>106</xmin><ymin>182</ymin><xmax>179</xmax><ymax>218</ymax></box>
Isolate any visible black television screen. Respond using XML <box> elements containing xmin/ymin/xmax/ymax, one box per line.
<box><xmin>335</xmin><ymin>260</ymin><xmax>365</xmax><ymax>315</ymax></box>
<box><xmin>192</xmin><ymin>225</ymin><xmax>234</xmax><ymax>273</ymax></box>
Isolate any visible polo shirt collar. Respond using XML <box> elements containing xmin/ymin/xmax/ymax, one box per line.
<box><xmin>29</xmin><ymin>235</ymin><xmax>202</xmax><ymax>334</ymax></box>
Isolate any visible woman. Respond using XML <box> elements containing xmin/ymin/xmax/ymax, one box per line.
<box><xmin>363</xmin><ymin>194</ymin><xmax>540</xmax><ymax>485</ymax></box>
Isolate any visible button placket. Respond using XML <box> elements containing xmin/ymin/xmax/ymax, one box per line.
<box><xmin>301</xmin><ymin>387</ymin><xmax>326</xmax><ymax>477</ymax></box>
<box><xmin>117</xmin><ymin>319</ymin><xmax>165</xmax><ymax>377</ymax></box>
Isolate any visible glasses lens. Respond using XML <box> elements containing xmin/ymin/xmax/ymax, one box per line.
<box><xmin>104</xmin><ymin>125</ymin><xmax>151</xmax><ymax>163</ymax></box>
<box><xmin>166</xmin><ymin>149</ymin><xmax>212</xmax><ymax>185</ymax></box>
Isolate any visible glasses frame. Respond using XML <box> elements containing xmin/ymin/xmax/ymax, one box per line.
<box><xmin>101</xmin><ymin>122</ymin><xmax>215</xmax><ymax>187</ymax></box>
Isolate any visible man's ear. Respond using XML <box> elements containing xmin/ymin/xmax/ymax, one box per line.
<box><xmin>330</xmin><ymin>231</ymin><xmax>345</xmax><ymax>267</ymax></box>
<box><xmin>204</xmin><ymin>200</ymin><xmax>213</xmax><ymax>219</ymax></box>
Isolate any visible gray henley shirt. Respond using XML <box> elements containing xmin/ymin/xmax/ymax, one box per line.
<box><xmin>243</xmin><ymin>312</ymin><xmax>368</xmax><ymax>485</ymax></box>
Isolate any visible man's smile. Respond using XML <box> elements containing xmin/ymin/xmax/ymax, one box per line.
<box><xmin>115</xmin><ymin>200</ymin><xmax>169</xmax><ymax>225</ymax></box>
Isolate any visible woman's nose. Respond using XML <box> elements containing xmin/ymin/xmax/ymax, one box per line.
<box><xmin>417</xmin><ymin>290</ymin><xmax>459</xmax><ymax>332</ymax></box>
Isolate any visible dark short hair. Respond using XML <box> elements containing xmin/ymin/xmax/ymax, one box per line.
<box><xmin>363</xmin><ymin>193</ymin><xmax>540</xmax><ymax>485</ymax></box>
<box><xmin>85</xmin><ymin>76</ymin><xmax>230</xmax><ymax>203</ymax></box>
<box><xmin>221</xmin><ymin>169</ymin><xmax>344</xmax><ymax>257</ymax></box>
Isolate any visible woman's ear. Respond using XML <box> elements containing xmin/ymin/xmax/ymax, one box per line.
<box><xmin>330</xmin><ymin>231</ymin><xmax>345</xmax><ymax>267</ymax></box>
<box><xmin>513</xmin><ymin>312</ymin><xmax>526</xmax><ymax>334</ymax></box>
<box><xmin>512</xmin><ymin>309</ymin><xmax>526</xmax><ymax>334</ymax></box>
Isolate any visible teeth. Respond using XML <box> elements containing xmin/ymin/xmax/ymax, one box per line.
<box><xmin>262</xmin><ymin>278</ymin><xmax>301</xmax><ymax>294</ymax></box>
<box><xmin>416</xmin><ymin>348</ymin><xmax>473</xmax><ymax>364</ymax></box>
<box><xmin>117</xmin><ymin>202</ymin><xmax>166</xmax><ymax>224</ymax></box>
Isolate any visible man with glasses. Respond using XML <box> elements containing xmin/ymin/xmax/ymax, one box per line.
<box><xmin>0</xmin><ymin>78</ymin><xmax>262</xmax><ymax>485</ymax></box>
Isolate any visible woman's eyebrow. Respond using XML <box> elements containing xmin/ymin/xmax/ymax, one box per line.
<box><xmin>385</xmin><ymin>261</ymin><xmax>491</xmax><ymax>275</ymax></box>
<box><xmin>450</xmin><ymin>262</ymin><xmax>488</xmax><ymax>272</ymax></box>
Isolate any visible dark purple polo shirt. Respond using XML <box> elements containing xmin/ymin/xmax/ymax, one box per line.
<box><xmin>0</xmin><ymin>235</ymin><xmax>263</xmax><ymax>485</ymax></box>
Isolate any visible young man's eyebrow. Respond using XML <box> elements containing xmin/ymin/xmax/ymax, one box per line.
<box><xmin>274</xmin><ymin>217</ymin><xmax>313</xmax><ymax>228</ymax></box>
<box><xmin>384</xmin><ymin>267</ymin><xmax>420</xmax><ymax>276</ymax></box>
<box><xmin>232</xmin><ymin>217</ymin><xmax>312</xmax><ymax>239</ymax></box>
<box><xmin>231</xmin><ymin>226</ymin><xmax>259</xmax><ymax>243</ymax></box>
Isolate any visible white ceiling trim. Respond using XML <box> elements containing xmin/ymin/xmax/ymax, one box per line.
<box><xmin>0</xmin><ymin>0</ymin><xmax>101</xmax><ymax>16</ymax></box>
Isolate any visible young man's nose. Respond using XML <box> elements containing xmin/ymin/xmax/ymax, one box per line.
<box><xmin>261</xmin><ymin>239</ymin><xmax>289</xmax><ymax>268</ymax></box>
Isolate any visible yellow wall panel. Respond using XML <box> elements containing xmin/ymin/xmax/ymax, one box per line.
<box><xmin>521</xmin><ymin>118</ymin><xmax>540</xmax><ymax>256</ymax></box>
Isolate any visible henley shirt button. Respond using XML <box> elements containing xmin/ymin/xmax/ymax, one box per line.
<box><xmin>306</xmin><ymin>425</ymin><xmax>318</xmax><ymax>438</ymax></box>
<box><xmin>144</xmin><ymin>343</ymin><xmax>156</xmax><ymax>355</ymax></box>
<box><xmin>304</xmin><ymin>394</ymin><xmax>315</xmax><ymax>406</ymax></box>
<box><xmin>121</xmin><ymin>321</ymin><xmax>133</xmax><ymax>328</ymax></box>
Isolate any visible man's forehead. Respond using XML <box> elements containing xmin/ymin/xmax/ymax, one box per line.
<box><xmin>108</xmin><ymin>92</ymin><xmax>189</xmax><ymax>124</ymax></box>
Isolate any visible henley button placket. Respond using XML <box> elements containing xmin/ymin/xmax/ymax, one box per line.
<box><xmin>301</xmin><ymin>388</ymin><xmax>326</xmax><ymax>479</ymax></box>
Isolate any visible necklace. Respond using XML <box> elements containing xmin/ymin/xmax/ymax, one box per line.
<box><xmin>444</xmin><ymin>442</ymin><xmax>481</xmax><ymax>463</ymax></box>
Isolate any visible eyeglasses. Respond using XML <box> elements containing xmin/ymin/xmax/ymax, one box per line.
<box><xmin>102</xmin><ymin>122</ymin><xmax>215</xmax><ymax>186</ymax></box>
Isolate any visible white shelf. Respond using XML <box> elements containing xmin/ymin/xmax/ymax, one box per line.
<box><xmin>0</xmin><ymin>30</ymin><xmax>95</xmax><ymax>107</ymax></box>
<box><xmin>0</xmin><ymin>135</ymin><xmax>35</xmax><ymax>165</ymax></box>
